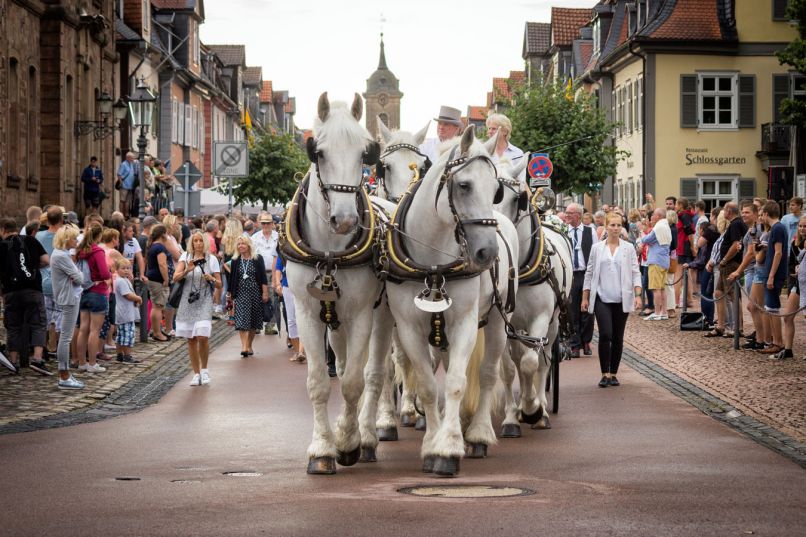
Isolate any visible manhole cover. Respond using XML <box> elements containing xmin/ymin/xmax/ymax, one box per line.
<box><xmin>222</xmin><ymin>471</ymin><xmax>262</xmax><ymax>477</ymax></box>
<box><xmin>398</xmin><ymin>485</ymin><xmax>535</xmax><ymax>498</ymax></box>
<box><xmin>114</xmin><ymin>477</ymin><xmax>141</xmax><ymax>481</ymax></box>
<box><xmin>171</xmin><ymin>479</ymin><xmax>202</xmax><ymax>484</ymax></box>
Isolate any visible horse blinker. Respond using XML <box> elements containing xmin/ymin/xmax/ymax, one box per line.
<box><xmin>518</xmin><ymin>191</ymin><xmax>529</xmax><ymax>212</ymax></box>
<box><xmin>306</xmin><ymin>137</ymin><xmax>319</xmax><ymax>163</ymax></box>
<box><xmin>493</xmin><ymin>181</ymin><xmax>505</xmax><ymax>205</ymax></box>
<box><xmin>363</xmin><ymin>141</ymin><xmax>381</xmax><ymax>166</ymax></box>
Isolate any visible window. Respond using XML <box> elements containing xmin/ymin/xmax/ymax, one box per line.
<box><xmin>626</xmin><ymin>82</ymin><xmax>633</xmax><ymax>134</ymax></box>
<box><xmin>773</xmin><ymin>0</ymin><xmax>791</xmax><ymax>21</ymax></box>
<box><xmin>142</xmin><ymin>0</ymin><xmax>149</xmax><ymax>33</ymax></box>
<box><xmin>793</xmin><ymin>74</ymin><xmax>806</xmax><ymax>104</ymax></box>
<box><xmin>9</xmin><ymin>58</ymin><xmax>19</xmax><ymax>178</ymax></box>
<box><xmin>699</xmin><ymin>177</ymin><xmax>738</xmax><ymax>212</ymax></box>
<box><xmin>28</xmin><ymin>67</ymin><xmax>37</xmax><ymax>180</ymax></box>
<box><xmin>378</xmin><ymin>112</ymin><xmax>389</xmax><ymax>127</ymax></box>
<box><xmin>634</xmin><ymin>78</ymin><xmax>642</xmax><ymax>130</ymax></box>
<box><xmin>699</xmin><ymin>73</ymin><xmax>738</xmax><ymax>128</ymax></box>
<box><xmin>194</xmin><ymin>25</ymin><xmax>201</xmax><ymax>66</ymax></box>
<box><xmin>593</xmin><ymin>18</ymin><xmax>601</xmax><ymax>55</ymax></box>
<box><xmin>199</xmin><ymin>109</ymin><xmax>205</xmax><ymax>154</ymax></box>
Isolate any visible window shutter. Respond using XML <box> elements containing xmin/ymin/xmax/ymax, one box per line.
<box><xmin>738</xmin><ymin>75</ymin><xmax>755</xmax><ymax>128</ymax></box>
<box><xmin>171</xmin><ymin>100</ymin><xmax>177</xmax><ymax>143</ymax></box>
<box><xmin>773</xmin><ymin>0</ymin><xmax>789</xmax><ymax>20</ymax></box>
<box><xmin>680</xmin><ymin>178</ymin><xmax>698</xmax><ymax>199</ymax></box>
<box><xmin>773</xmin><ymin>74</ymin><xmax>790</xmax><ymax>124</ymax></box>
<box><xmin>184</xmin><ymin>104</ymin><xmax>192</xmax><ymax>147</ymax></box>
<box><xmin>633</xmin><ymin>80</ymin><xmax>640</xmax><ymax>130</ymax></box>
<box><xmin>178</xmin><ymin>103</ymin><xmax>185</xmax><ymax>146</ymax></box>
<box><xmin>739</xmin><ymin>178</ymin><xmax>756</xmax><ymax>199</ymax></box>
<box><xmin>681</xmin><ymin>75</ymin><xmax>698</xmax><ymax>128</ymax></box>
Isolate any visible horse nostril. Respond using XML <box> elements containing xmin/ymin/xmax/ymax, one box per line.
<box><xmin>476</xmin><ymin>248</ymin><xmax>489</xmax><ymax>263</ymax></box>
<box><xmin>330</xmin><ymin>216</ymin><xmax>338</xmax><ymax>227</ymax></box>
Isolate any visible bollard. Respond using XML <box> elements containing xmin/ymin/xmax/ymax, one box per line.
<box><xmin>733</xmin><ymin>279</ymin><xmax>741</xmax><ymax>350</ymax></box>
<box><xmin>139</xmin><ymin>284</ymin><xmax>149</xmax><ymax>343</ymax></box>
<box><xmin>682</xmin><ymin>269</ymin><xmax>689</xmax><ymax>314</ymax></box>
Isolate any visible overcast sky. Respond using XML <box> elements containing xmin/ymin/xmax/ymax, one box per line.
<box><xmin>201</xmin><ymin>0</ymin><xmax>595</xmax><ymax>136</ymax></box>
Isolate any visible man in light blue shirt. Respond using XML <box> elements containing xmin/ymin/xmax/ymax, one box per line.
<box><xmin>486</xmin><ymin>113</ymin><xmax>526</xmax><ymax>182</ymax></box>
<box><xmin>117</xmin><ymin>152</ymin><xmax>138</xmax><ymax>218</ymax></box>
<box><xmin>779</xmin><ymin>196</ymin><xmax>802</xmax><ymax>245</ymax></box>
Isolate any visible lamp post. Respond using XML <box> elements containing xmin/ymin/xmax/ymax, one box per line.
<box><xmin>127</xmin><ymin>77</ymin><xmax>156</xmax><ymax>342</ymax></box>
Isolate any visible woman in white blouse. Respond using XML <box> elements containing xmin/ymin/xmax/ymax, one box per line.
<box><xmin>581</xmin><ymin>212</ymin><xmax>642</xmax><ymax>388</ymax></box>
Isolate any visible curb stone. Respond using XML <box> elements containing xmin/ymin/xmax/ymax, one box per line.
<box><xmin>0</xmin><ymin>322</ymin><xmax>235</xmax><ymax>435</ymax></box>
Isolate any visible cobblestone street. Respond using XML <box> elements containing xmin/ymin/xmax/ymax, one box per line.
<box><xmin>621</xmin><ymin>306</ymin><xmax>806</xmax><ymax>444</ymax></box>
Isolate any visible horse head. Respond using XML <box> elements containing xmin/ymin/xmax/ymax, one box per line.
<box><xmin>308</xmin><ymin>92</ymin><xmax>380</xmax><ymax>235</ymax></box>
<box><xmin>436</xmin><ymin>126</ymin><xmax>501</xmax><ymax>272</ymax></box>
<box><xmin>375</xmin><ymin>119</ymin><xmax>430</xmax><ymax>203</ymax></box>
<box><xmin>493</xmin><ymin>158</ymin><xmax>530</xmax><ymax>224</ymax></box>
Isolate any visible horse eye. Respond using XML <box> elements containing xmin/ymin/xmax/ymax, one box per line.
<box><xmin>458</xmin><ymin>182</ymin><xmax>470</xmax><ymax>191</ymax></box>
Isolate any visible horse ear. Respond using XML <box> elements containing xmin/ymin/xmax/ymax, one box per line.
<box><xmin>413</xmin><ymin>121</ymin><xmax>430</xmax><ymax>145</ymax></box>
<box><xmin>351</xmin><ymin>93</ymin><xmax>363</xmax><ymax>121</ymax></box>
<box><xmin>483</xmin><ymin>132</ymin><xmax>498</xmax><ymax>155</ymax></box>
<box><xmin>513</xmin><ymin>157</ymin><xmax>528</xmax><ymax>179</ymax></box>
<box><xmin>460</xmin><ymin>124</ymin><xmax>475</xmax><ymax>154</ymax></box>
<box><xmin>377</xmin><ymin>117</ymin><xmax>393</xmax><ymax>143</ymax></box>
<box><xmin>318</xmin><ymin>92</ymin><xmax>330</xmax><ymax>122</ymax></box>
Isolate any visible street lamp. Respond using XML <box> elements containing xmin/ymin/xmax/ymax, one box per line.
<box><xmin>74</xmin><ymin>90</ymin><xmax>129</xmax><ymax>139</ymax></box>
<box><xmin>127</xmin><ymin>77</ymin><xmax>156</xmax><ymax>221</ymax></box>
<box><xmin>127</xmin><ymin>76</ymin><xmax>156</xmax><ymax>343</ymax></box>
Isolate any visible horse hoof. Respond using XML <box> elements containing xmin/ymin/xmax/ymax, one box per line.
<box><xmin>532</xmin><ymin>415</ymin><xmax>552</xmax><ymax>430</ymax></box>
<box><xmin>377</xmin><ymin>426</ymin><xmax>398</xmax><ymax>442</ymax></box>
<box><xmin>400</xmin><ymin>414</ymin><xmax>416</xmax><ymax>427</ymax></box>
<box><xmin>422</xmin><ymin>455</ymin><xmax>436</xmax><ymax>473</ymax></box>
<box><xmin>415</xmin><ymin>416</ymin><xmax>427</xmax><ymax>431</ymax></box>
<box><xmin>433</xmin><ymin>456</ymin><xmax>461</xmax><ymax>477</ymax></box>
<box><xmin>359</xmin><ymin>446</ymin><xmax>377</xmax><ymax>463</ymax></box>
<box><xmin>336</xmin><ymin>446</ymin><xmax>361</xmax><ymax>467</ymax></box>
<box><xmin>466</xmin><ymin>443</ymin><xmax>487</xmax><ymax>459</ymax></box>
<box><xmin>500</xmin><ymin>423</ymin><xmax>522</xmax><ymax>438</ymax></box>
<box><xmin>307</xmin><ymin>456</ymin><xmax>336</xmax><ymax>475</ymax></box>
<box><xmin>521</xmin><ymin>406</ymin><xmax>544</xmax><ymax>425</ymax></box>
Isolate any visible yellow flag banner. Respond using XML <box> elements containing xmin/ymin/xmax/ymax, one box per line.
<box><xmin>565</xmin><ymin>78</ymin><xmax>574</xmax><ymax>101</ymax></box>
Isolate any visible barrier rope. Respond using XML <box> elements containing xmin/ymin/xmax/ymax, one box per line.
<box><xmin>737</xmin><ymin>280</ymin><xmax>806</xmax><ymax>318</ymax></box>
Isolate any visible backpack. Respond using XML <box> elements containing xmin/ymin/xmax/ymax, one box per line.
<box><xmin>5</xmin><ymin>236</ymin><xmax>36</xmax><ymax>286</ymax></box>
<box><xmin>76</xmin><ymin>257</ymin><xmax>94</xmax><ymax>291</ymax></box>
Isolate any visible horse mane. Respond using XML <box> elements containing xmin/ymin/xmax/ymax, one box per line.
<box><xmin>313</xmin><ymin>102</ymin><xmax>371</xmax><ymax>147</ymax></box>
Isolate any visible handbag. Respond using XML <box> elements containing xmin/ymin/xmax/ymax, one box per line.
<box><xmin>167</xmin><ymin>280</ymin><xmax>185</xmax><ymax>309</ymax></box>
<box><xmin>680</xmin><ymin>311</ymin><xmax>707</xmax><ymax>331</ymax></box>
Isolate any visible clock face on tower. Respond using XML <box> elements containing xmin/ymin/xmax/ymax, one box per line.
<box><xmin>378</xmin><ymin>93</ymin><xmax>389</xmax><ymax>107</ymax></box>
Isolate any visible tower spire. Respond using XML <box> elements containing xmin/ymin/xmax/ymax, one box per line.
<box><xmin>378</xmin><ymin>33</ymin><xmax>387</xmax><ymax>70</ymax></box>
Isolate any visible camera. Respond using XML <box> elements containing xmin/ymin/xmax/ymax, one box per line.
<box><xmin>187</xmin><ymin>290</ymin><xmax>201</xmax><ymax>304</ymax></box>
<box><xmin>749</xmin><ymin>226</ymin><xmax>757</xmax><ymax>237</ymax></box>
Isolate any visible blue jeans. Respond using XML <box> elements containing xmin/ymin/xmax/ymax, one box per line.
<box><xmin>641</xmin><ymin>265</ymin><xmax>654</xmax><ymax>310</ymax></box>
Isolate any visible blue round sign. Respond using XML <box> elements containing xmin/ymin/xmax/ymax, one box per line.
<box><xmin>528</xmin><ymin>155</ymin><xmax>553</xmax><ymax>179</ymax></box>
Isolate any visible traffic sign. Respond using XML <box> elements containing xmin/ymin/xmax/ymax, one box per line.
<box><xmin>213</xmin><ymin>141</ymin><xmax>249</xmax><ymax>177</ymax></box>
<box><xmin>528</xmin><ymin>153</ymin><xmax>553</xmax><ymax>180</ymax></box>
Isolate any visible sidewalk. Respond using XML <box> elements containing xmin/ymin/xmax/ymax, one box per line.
<box><xmin>0</xmin><ymin>320</ymin><xmax>234</xmax><ymax>434</ymax></box>
<box><xmin>621</xmin><ymin>306</ymin><xmax>806</xmax><ymax>444</ymax></box>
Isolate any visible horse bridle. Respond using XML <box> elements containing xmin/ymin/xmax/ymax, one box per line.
<box><xmin>498</xmin><ymin>176</ymin><xmax>531</xmax><ymax>223</ymax></box>
<box><xmin>435</xmin><ymin>145</ymin><xmax>504</xmax><ymax>248</ymax></box>
<box><xmin>375</xmin><ymin>143</ymin><xmax>432</xmax><ymax>203</ymax></box>
<box><xmin>306</xmin><ymin>136</ymin><xmax>381</xmax><ymax>209</ymax></box>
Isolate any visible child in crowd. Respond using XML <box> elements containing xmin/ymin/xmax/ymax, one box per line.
<box><xmin>114</xmin><ymin>258</ymin><xmax>142</xmax><ymax>363</ymax></box>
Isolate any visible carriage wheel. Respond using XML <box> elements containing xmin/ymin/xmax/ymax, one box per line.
<box><xmin>551</xmin><ymin>337</ymin><xmax>560</xmax><ymax>414</ymax></box>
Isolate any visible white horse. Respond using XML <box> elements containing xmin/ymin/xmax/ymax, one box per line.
<box><xmin>284</xmin><ymin>93</ymin><xmax>382</xmax><ymax>475</ymax></box>
<box><xmin>357</xmin><ymin>120</ymin><xmax>430</xmax><ymax>462</ymax></box>
<box><xmin>494</xmin><ymin>160</ymin><xmax>573</xmax><ymax>436</ymax></box>
<box><xmin>384</xmin><ymin>127</ymin><xmax>519</xmax><ymax>476</ymax></box>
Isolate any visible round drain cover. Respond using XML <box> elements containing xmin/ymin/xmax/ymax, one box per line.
<box><xmin>399</xmin><ymin>485</ymin><xmax>534</xmax><ymax>498</ymax></box>
<box><xmin>223</xmin><ymin>471</ymin><xmax>262</xmax><ymax>477</ymax></box>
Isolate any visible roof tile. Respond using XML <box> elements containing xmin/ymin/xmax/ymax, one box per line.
<box><xmin>260</xmin><ymin>81</ymin><xmax>273</xmax><ymax>103</ymax></box>
<box><xmin>243</xmin><ymin>66</ymin><xmax>262</xmax><ymax>86</ymax></box>
<box><xmin>524</xmin><ymin>22</ymin><xmax>551</xmax><ymax>55</ymax></box>
<box><xmin>207</xmin><ymin>45</ymin><xmax>246</xmax><ymax>66</ymax></box>
<box><xmin>551</xmin><ymin>7</ymin><xmax>593</xmax><ymax>47</ymax></box>
<box><xmin>467</xmin><ymin>106</ymin><xmax>488</xmax><ymax>122</ymax></box>
<box><xmin>649</xmin><ymin>0</ymin><xmax>723</xmax><ymax>40</ymax></box>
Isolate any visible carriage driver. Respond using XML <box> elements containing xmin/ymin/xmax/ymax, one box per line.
<box><xmin>419</xmin><ymin>105</ymin><xmax>464</xmax><ymax>164</ymax></box>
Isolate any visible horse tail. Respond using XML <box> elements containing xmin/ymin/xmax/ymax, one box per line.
<box><xmin>461</xmin><ymin>329</ymin><xmax>485</xmax><ymax>423</ymax></box>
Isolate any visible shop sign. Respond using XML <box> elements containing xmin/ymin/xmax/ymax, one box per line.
<box><xmin>685</xmin><ymin>147</ymin><xmax>746</xmax><ymax>166</ymax></box>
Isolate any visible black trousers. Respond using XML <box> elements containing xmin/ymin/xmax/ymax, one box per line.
<box><xmin>593</xmin><ymin>300</ymin><xmax>629</xmax><ymax>374</ymax></box>
<box><xmin>570</xmin><ymin>271</ymin><xmax>593</xmax><ymax>348</ymax></box>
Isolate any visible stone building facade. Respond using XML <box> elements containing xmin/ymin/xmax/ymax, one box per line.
<box><xmin>364</xmin><ymin>35</ymin><xmax>402</xmax><ymax>140</ymax></box>
<box><xmin>1</xmin><ymin>0</ymin><xmax>117</xmax><ymax>220</ymax></box>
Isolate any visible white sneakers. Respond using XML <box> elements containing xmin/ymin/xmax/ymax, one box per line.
<box><xmin>80</xmin><ymin>363</ymin><xmax>107</xmax><ymax>373</ymax></box>
<box><xmin>190</xmin><ymin>370</ymin><xmax>211</xmax><ymax>386</ymax></box>
<box><xmin>643</xmin><ymin>313</ymin><xmax>670</xmax><ymax>321</ymax></box>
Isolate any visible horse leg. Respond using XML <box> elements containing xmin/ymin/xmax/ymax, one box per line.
<box><xmin>500</xmin><ymin>341</ymin><xmax>522</xmax><ymax>438</ymax></box>
<box><xmin>297</xmin><ymin>311</ymin><xmax>337</xmax><ymax>475</ymax></box>
<box><xmin>376</xmin><ymin>356</ymin><xmax>399</xmax><ymax>440</ymax></box>
<box><xmin>465</xmin><ymin>315</ymin><xmax>507</xmax><ymax>458</ymax></box>
<box><xmin>394</xmin><ymin>331</ymin><xmax>417</xmax><ymax>427</ymax></box>
<box><xmin>331</xmin><ymin>316</ymin><xmax>373</xmax><ymax>467</ymax></box>
<box><xmin>431</xmin><ymin>318</ymin><xmax>478</xmax><ymax>476</ymax></box>
<box><xmin>358</xmin><ymin>306</ymin><xmax>395</xmax><ymax>463</ymax></box>
<box><xmin>519</xmin><ymin>308</ymin><xmax>553</xmax><ymax>425</ymax></box>
<box><xmin>531</xmin><ymin>317</ymin><xmax>558</xmax><ymax>430</ymax></box>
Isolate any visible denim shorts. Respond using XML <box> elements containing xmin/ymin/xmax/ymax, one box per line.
<box><xmin>753</xmin><ymin>268</ymin><xmax>769</xmax><ymax>285</ymax></box>
<box><xmin>80</xmin><ymin>291</ymin><xmax>109</xmax><ymax>314</ymax></box>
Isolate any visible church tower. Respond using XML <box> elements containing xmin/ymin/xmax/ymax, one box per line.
<box><xmin>364</xmin><ymin>34</ymin><xmax>403</xmax><ymax>139</ymax></box>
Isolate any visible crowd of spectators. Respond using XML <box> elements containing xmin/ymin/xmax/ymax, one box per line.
<box><xmin>0</xmin><ymin>204</ymin><xmax>300</xmax><ymax>389</ymax></box>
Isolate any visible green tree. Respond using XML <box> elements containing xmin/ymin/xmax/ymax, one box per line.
<box><xmin>218</xmin><ymin>132</ymin><xmax>309</xmax><ymax>210</ymax></box>
<box><xmin>777</xmin><ymin>0</ymin><xmax>806</xmax><ymax>127</ymax></box>
<box><xmin>508</xmin><ymin>82</ymin><xmax>626</xmax><ymax>195</ymax></box>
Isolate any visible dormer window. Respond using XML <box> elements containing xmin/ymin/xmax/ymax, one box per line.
<box><xmin>593</xmin><ymin>17</ymin><xmax>601</xmax><ymax>54</ymax></box>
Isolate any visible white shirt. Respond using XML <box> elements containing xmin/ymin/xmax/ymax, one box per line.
<box><xmin>123</xmin><ymin>238</ymin><xmax>141</xmax><ymax>262</ymax></box>
<box><xmin>596</xmin><ymin>244</ymin><xmax>623</xmax><ymax>303</ymax></box>
<box><xmin>419</xmin><ymin>138</ymin><xmax>440</xmax><ymax>165</ymax></box>
<box><xmin>568</xmin><ymin>223</ymin><xmax>599</xmax><ymax>272</ymax></box>
<box><xmin>491</xmin><ymin>143</ymin><xmax>526</xmax><ymax>182</ymax></box>
<box><xmin>251</xmin><ymin>229</ymin><xmax>278</xmax><ymax>272</ymax></box>
<box><xmin>179</xmin><ymin>252</ymin><xmax>221</xmax><ymax>274</ymax></box>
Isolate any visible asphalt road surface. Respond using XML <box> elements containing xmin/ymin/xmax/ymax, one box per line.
<box><xmin>1</xmin><ymin>333</ymin><xmax>804</xmax><ymax>536</ymax></box>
